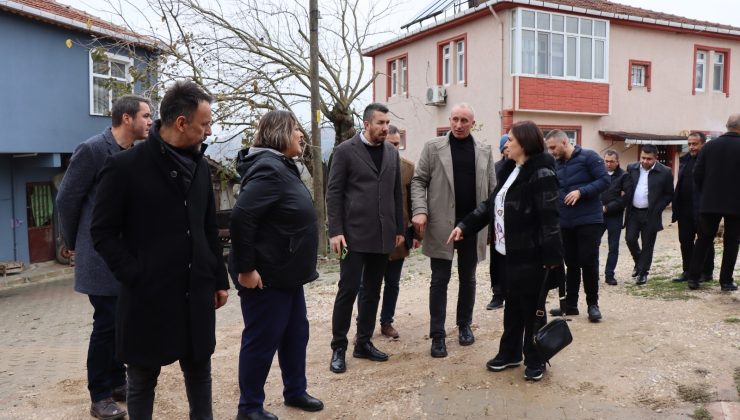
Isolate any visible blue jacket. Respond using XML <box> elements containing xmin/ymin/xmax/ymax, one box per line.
<box><xmin>554</xmin><ymin>145</ymin><xmax>610</xmax><ymax>228</ymax></box>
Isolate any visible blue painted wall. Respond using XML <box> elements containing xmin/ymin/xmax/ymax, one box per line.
<box><xmin>0</xmin><ymin>11</ymin><xmax>154</xmax><ymax>154</ymax></box>
<box><xmin>0</xmin><ymin>156</ymin><xmax>13</xmax><ymax>261</ymax></box>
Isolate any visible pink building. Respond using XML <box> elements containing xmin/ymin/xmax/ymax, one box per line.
<box><xmin>364</xmin><ymin>0</ymin><xmax>740</xmax><ymax>173</ymax></box>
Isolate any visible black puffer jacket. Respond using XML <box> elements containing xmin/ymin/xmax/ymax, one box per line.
<box><xmin>228</xmin><ymin>148</ymin><xmax>319</xmax><ymax>289</ymax></box>
<box><xmin>459</xmin><ymin>152</ymin><xmax>563</xmax><ymax>295</ymax></box>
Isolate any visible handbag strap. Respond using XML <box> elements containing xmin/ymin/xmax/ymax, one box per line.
<box><xmin>536</xmin><ymin>267</ymin><xmax>566</xmax><ymax>322</ymax></box>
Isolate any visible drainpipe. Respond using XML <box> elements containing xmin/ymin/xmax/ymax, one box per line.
<box><xmin>488</xmin><ymin>2</ymin><xmax>505</xmax><ymax>133</ymax></box>
<box><xmin>9</xmin><ymin>161</ymin><xmax>17</xmax><ymax>261</ymax></box>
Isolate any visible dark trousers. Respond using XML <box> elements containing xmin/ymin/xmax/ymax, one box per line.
<box><xmin>429</xmin><ymin>237</ymin><xmax>477</xmax><ymax>338</ymax></box>
<box><xmin>689</xmin><ymin>214</ymin><xmax>740</xmax><ymax>284</ymax></box>
<box><xmin>238</xmin><ymin>286</ymin><xmax>308</xmax><ymax>415</ymax></box>
<box><xmin>601</xmin><ymin>216</ymin><xmax>623</xmax><ymax>277</ymax></box>
<box><xmin>625</xmin><ymin>208</ymin><xmax>658</xmax><ymax>275</ymax></box>
<box><xmin>562</xmin><ymin>224</ymin><xmax>602</xmax><ymax>307</ymax></box>
<box><xmin>127</xmin><ymin>359</ymin><xmax>212</xmax><ymax>420</ymax></box>
<box><xmin>677</xmin><ymin>213</ymin><xmax>714</xmax><ymax>276</ymax></box>
<box><xmin>87</xmin><ymin>295</ymin><xmax>126</xmax><ymax>402</ymax></box>
<box><xmin>489</xmin><ymin>248</ymin><xmax>508</xmax><ymax>299</ymax></box>
<box><xmin>358</xmin><ymin>258</ymin><xmax>404</xmax><ymax>325</ymax></box>
<box><xmin>331</xmin><ymin>251</ymin><xmax>388</xmax><ymax>349</ymax></box>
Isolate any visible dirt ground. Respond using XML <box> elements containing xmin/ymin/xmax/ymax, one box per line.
<box><xmin>5</xmin><ymin>214</ymin><xmax>740</xmax><ymax>419</ymax></box>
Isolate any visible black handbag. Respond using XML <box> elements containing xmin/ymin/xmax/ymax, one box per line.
<box><xmin>533</xmin><ymin>268</ymin><xmax>572</xmax><ymax>363</ymax></box>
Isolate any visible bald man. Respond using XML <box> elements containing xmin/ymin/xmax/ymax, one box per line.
<box><xmin>687</xmin><ymin>114</ymin><xmax>740</xmax><ymax>292</ymax></box>
<box><xmin>410</xmin><ymin>103</ymin><xmax>495</xmax><ymax>358</ymax></box>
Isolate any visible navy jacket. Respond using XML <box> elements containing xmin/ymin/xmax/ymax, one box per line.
<box><xmin>228</xmin><ymin>149</ymin><xmax>319</xmax><ymax>289</ymax></box>
<box><xmin>554</xmin><ymin>146</ymin><xmax>610</xmax><ymax>228</ymax></box>
<box><xmin>56</xmin><ymin>128</ymin><xmax>124</xmax><ymax>296</ymax></box>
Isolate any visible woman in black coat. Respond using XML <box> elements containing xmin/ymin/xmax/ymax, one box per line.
<box><xmin>448</xmin><ymin>120</ymin><xmax>563</xmax><ymax>381</ymax></box>
<box><xmin>229</xmin><ymin>110</ymin><xmax>323</xmax><ymax>420</ymax></box>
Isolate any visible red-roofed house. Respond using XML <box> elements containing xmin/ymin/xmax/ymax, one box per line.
<box><xmin>364</xmin><ymin>0</ymin><xmax>740</xmax><ymax>170</ymax></box>
<box><xmin>0</xmin><ymin>0</ymin><xmax>159</xmax><ymax>263</ymax></box>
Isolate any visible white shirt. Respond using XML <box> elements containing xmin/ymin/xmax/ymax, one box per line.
<box><xmin>632</xmin><ymin>163</ymin><xmax>654</xmax><ymax>209</ymax></box>
<box><xmin>494</xmin><ymin>166</ymin><xmax>521</xmax><ymax>255</ymax></box>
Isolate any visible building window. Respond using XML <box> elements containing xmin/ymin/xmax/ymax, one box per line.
<box><xmin>511</xmin><ymin>8</ymin><xmax>608</xmax><ymax>82</ymax></box>
<box><xmin>385</xmin><ymin>54</ymin><xmax>408</xmax><ymax>99</ymax></box>
<box><xmin>436</xmin><ymin>127</ymin><xmax>450</xmax><ymax>137</ymax></box>
<box><xmin>399</xmin><ymin>129</ymin><xmax>407</xmax><ymax>150</ymax></box>
<box><xmin>713</xmin><ymin>52</ymin><xmax>725</xmax><ymax>92</ymax></box>
<box><xmin>693</xmin><ymin>44</ymin><xmax>730</xmax><ymax>97</ymax></box>
<box><xmin>628</xmin><ymin>60</ymin><xmax>652</xmax><ymax>92</ymax></box>
<box><xmin>456</xmin><ymin>40</ymin><xmax>465</xmax><ymax>84</ymax></box>
<box><xmin>541</xmin><ymin>126</ymin><xmax>580</xmax><ymax>146</ymax></box>
<box><xmin>437</xmin><ymin>34</ymin><xmax>467</xmax><ymax>86</ymax></box>
<box><xmin>90</xmin><ymin>50</ymin><xmax>133</xmax><ymax>115</ymax></box>
<box><xmin>400</xmin><ymin>57</ymin><xmax>408</xmax><ymax>95</ymax></box>
<box><xmin>695</xmin><ymin>51</ymin><xmax>706</xmax><ymax>92</ymax></box>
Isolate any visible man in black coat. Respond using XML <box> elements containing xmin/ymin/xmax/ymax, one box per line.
<box><xmin>625</xmin><ymin>144</ymin><xmax>674</xmax><ymax>285</ymax></box>
<box><xmin>672</xmin><ymin>132</ymin><xmax>714</xmax><ymax>283</ymax></box>
<box><xmin>326</xmin><ymin>103</ymin><xmax>404</xmax><ymax>374</ymax></box>
<box><xmin>599</xmin><ymin>150</ymin><xmax>632</xmax><ymax>285</ymax></box>
<box><xmin>687</xmin><ymin>115</ymin><xmax>740</xmax><ymax>291</ymax></box>
<box><xmin>56</xmin><ymin>95</ymin><xmax>151</xmax><ymax>420</ymax></box>
<box><xmin>91</xmin><ymin>81</ymin><xmax>229</xmax><ymax>419</ymax></box>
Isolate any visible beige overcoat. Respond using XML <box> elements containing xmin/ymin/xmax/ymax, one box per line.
<box><xmin>410</xmin><ymin>134</ymin><xmax>496</xmax><ymax>261</ymax></box>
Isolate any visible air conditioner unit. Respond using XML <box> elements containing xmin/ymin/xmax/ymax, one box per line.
<box><xmin>426</xmin><ymin>85</ymin><xmax>446</xmax><ymax>106</ymax></box>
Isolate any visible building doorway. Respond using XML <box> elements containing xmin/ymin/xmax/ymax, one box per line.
<box><xmin>26</xmin><ymin>182</ymin><xmax>55</xmax><ymax>263</ymax></box>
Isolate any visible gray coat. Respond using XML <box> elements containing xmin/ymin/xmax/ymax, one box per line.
<box><xmin>326</xmin><ymin>134</ymin><xmax>403</xmax><ymax>254</ymax></box>
<box><xmin>411</xmin><ymin>134</ymin><xmax>496</xmax><ymax>261</ymax></box>
<box><xmin>56</xmin><ymin>128</ymin><xmax>124</xmax><ymax>296</ymax></box>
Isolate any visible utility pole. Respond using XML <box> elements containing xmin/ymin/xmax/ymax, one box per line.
<box><xmin>309</xmin><ymin>0</ymin><xmax>327</xmax><ymax>255</ymax></box>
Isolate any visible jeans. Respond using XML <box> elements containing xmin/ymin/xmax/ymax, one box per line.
<box><xmin>238</xmin><ymin>286</ymin><xmax>308</xmax><ymax>415</ymax></box>
<box><xmin>127</xmin><ymin>359</ymin><xmax>212</xmax><ymax>420</ymax></box>
<box><xmin>87</xmin><ymin>295</ymin><xmax>126</xmax><ymax>402</ymax></box>
<box><xmin>625</xmin><ymin>208</ymin><xmax>658</xmax><ymax>275</ymax></box>
<box><xmin>601</xmin><ymin>215</ymin><xmax>623</xmax><ymax>277</ymax></box>
<box><xmin>677</xmin><ymin>213</ymin><xmax>714</xmax><ymax>276</ymax></box>
<box><xmin>562</xmin><ymin>223</ymin><xmax>602</xmax><ymax>307</ymax></box>
<box><xmin>331</xmin><ymin>251</ymin><xmax>388</xmax><ymax>349</ymax></box>
<box><xmin>429</xmin><ymin>236</ymin><xmax>478</xmax><ymax>338</ymax></box>
<box><xmin>358</xmin><ymin>258</ymin><xmax>404</xmax><ymax>325</ymax></box>
<box><xmin>689</xmin><ymin>214</ymin><xmax>739</xmax><ymax>284</ymax></box>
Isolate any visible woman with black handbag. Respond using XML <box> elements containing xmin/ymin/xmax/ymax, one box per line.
<box><xmin>448</xmin><ymin>120</ymin><xmax>563</xmax><ymax>381</ymax></box>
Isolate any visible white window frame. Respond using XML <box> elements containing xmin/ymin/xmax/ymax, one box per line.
<box><xmin>713</xmin><ymin>52</ymin><xmax>725</xmax><ymax>92</ymax></box>
<box><xmin>442</xmin><ymin>45</ymin><xmax>451</xmax><ymax>85</ymax></box>
<box><xmin>695</xmin><ymin>51</ymin><xmax>706</xmax><ymax>92</ymax></box>
<box><xmin>543</xmin><ymin>128</ymin><xmax>578</xmax><ymax>146</ymax></box>
<box><xmin>456</xmin><ymin>40</ymin><xmax>465</xmax><ymax>84</ymax></box>
<box><xmin>390</xmin><ymin>60</ymin><xmax>398</xmax><ymax>96</ymax></box>
<box><xmin>89</xmin><ymin>51</ymin><xmax>133</xmax><ymax>116</ymax></box>
<box><xmin>400</xmin><ymin>57</ymin><xmax>408</xmax><ymax>95</ymax></box>
<box><xmin>631</xmin><ymin>64</ymin><xmax>646</xmax><ymax>87</ymax></box>
<box><xmin>510</xmin><ymin>8</ymin><xmax>609</xmax><ymax>82</ymax></box>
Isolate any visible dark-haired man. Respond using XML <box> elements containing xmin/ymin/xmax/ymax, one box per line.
<box><xmin>625</xmin><ymin>144</ymin><xmax>674</xmax><ymax>285</ymax></box>
<box><xmin>57</xmin><ymin>95</ymin><xmax>151</xmax><ymax>420</ymax></box>
<box><xmin>411</xmin><ymin>103</ymin><xmax>495</xmax><ymax>358</ymax></box>
<box><xmin>327</xmin><ymin>103</ymin><xmax>404</xmax><ymax>373</ymax></box>
<box><xmin>672</xmin><ymin>132</ymin><xmax>714</xmax><ymax>283</ymax></box>
<box><xmin>600</xmin><ymin>150</ymin><xmax>632</xmax><ymax>286</ymax></box>
<box><xmin>92</xmin><ymin>81</ymin><xmax>229</xmax><ymax>419</ymax></box>
<box><xmin>688</xmin><ymin>114</ymin><xmax>740</xmax><ymax>292</ymax></box>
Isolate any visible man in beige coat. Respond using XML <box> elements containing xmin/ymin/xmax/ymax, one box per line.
<box><xmin>411</xmin><ymin>103</ymin><xmax>495</xmax><ymax>358</ymax></box>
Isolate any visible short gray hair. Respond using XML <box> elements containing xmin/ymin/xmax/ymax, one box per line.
<box><xmin>545</xmin><ymin>129</ymin><xmax>568</xmax><ymax>142</ymax></box>
<box><xmin>254</xmin><ymin>110</ymin><xmax>299</xmax><ymax>152</ymax></box>
<box><xmin>604</xmin><ymin>149</ymin><xmax>619</xmax><ymax>159</ymax></box>
<box><xmin>451</xmin><ymin>102</ymin><xmax>475</xmax><ymax>118</ymax></box>
<box><xmin>727</xmin><ymin>113</ymin><xmax>740</xmax><ymax>131</ymax></box>
<box><xmin>388</xmin><ymin>124</ymin><xmax>400</xmax><ymax>135</ymax></box>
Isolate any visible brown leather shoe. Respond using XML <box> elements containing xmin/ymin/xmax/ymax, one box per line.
<box><xmin>90</xmin><ymin>397</ymin><xmax>127</xmax><ymax>420</ymax></box>
<box><xmin>381</xmin><ymin>323</ymin><xmax>399</xmax><ymax>339</ymax></box>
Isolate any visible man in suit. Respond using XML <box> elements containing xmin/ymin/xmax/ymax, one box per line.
<box><xmin>672</xmin><ymin>132</ymin><xmax>714</xmax><ymax>283</ymax></box>
<box><xmin>410</xmin><ymin>103</ymin><xmax>495</xmax><ymax>358</ymax></box>
<box><xmin>326</xmin><ymin>103</ymin><xmax>404</xmax><ymax>373</ymax></box>
<box><xmin>56</xmin><ymin>94</ymin><xmax>151</xmax><ymax>420</ymax></box>
<box><xmin>688</xmin><ymin>114</ymin><xmax>740</xmax><ymax>292</ymax></box>
<box><xmin>91</xmin><ymin>81</ymin><xmax>229</xmax><ymax>419</ymax></box>
<box><xmin>625</xmin><ymin>144</ymin><xmax>674</xmax><ymax>285</ymax></box>
<box><xmin>600</xmin><ymin>150</ymin><xmax>633</xmax><ymax>286</ymax></box>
